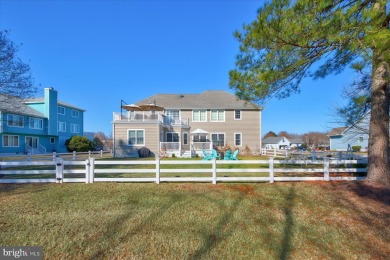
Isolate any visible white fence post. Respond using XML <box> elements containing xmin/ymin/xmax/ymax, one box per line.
<box><xmin>88</xmin><ymin>151</ymin><xmax>91</xmax><ymax>159</ymax></box>
<box><xmin>85</xmin><ymin>159</ymin><xmax>90</xmax><ymax>183</ymax></box>
<box><xmin>52</xmin><ymin>152</ymin><xmax>57</xmax><ymax>161</ymax></box>
<box><xmin>100</xmin><ymin>150</ymin><xmax>103</xmax><ymax>158</ymax></box>
<box><xmin>274</xmin><ymin>148</ymin><xmax>276</xmax><ymax>157</ymax></box>
<box><xmin>55</xmin><ymin>158</ymin><xmax>64</xmax><ymax>184</ymax></box>
<box><xmin>73</xmin><ymin>151</ymin><xmax>76</xmax><ymax>160</ymax></box>
<box><xmin>324</xmin><ymin>158</ymin><xmax>330</xmax><ymax>181</ymax></box>
<box><xmin>212</xmin><ymin>158</ymin><xmax>217</xmax><ymax>184</ymax></box>
<box><xmin>89</xmin><ymin>158</ymin><xmax>95</xmax><ymax>183</ymax></box>
<box><xmin>156</xmin><ymin>157</ymin><xmax>160</xmax><ymax>184</ymax></box>
<box><xmin>269</xmin><ymin>157</ymin><xmax>274</xmax><ymax>183</ymax></box>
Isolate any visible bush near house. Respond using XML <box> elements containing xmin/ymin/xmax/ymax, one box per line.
<box><xmin>65</xmin><ymin>135</ymin><xmax>94</xmax><ymax>152</ymax></box>
<box><xmin>352</xmin><ymin>146</ymin><xmax>361</xmax><ymax>152</ymax></box>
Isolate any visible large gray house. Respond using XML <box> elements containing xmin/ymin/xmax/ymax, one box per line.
<box><xmin>112</xmin><ymin>90</ymin><xmax>263</xmax><ymax>157</ymax></box>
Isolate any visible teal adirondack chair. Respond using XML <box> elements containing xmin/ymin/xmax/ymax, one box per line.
<box><xmin>224</xmin><ymin>150</ymin><xmax>232</xmax><ymax>160</ymax></box>
<box><xmin>231</xmin><ymin>149</ymin><xmax>239</xmax><ymax>160</ymax></box>
<box><xmin>211</xmin><ymin>149</ymin><xmax>220</xmax><ymax>159</ymax></box>
<box><xmin>202</xmin><ymin>150</ymin><xmax>212</xmax><ymax>160</ymax></box>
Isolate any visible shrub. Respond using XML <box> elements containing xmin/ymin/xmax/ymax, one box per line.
<box><xmin>65</xmin><ymin>136</ymin><xmax>94</xmax><ymax>152</ymax></box>
<box><xmin>352</xmin><ymin>146</ymin><xmax>361</xmax><ymax>152</ymax></box>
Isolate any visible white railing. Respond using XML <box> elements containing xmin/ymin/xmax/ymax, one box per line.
<box><xmin>192</xmin><ymin>142</ymin><xmax>212</xmax><ymax>151</ymax></box>
<box><xmin>163</xmin><ymin>118</ymin><xmax>189</xmax><ymax>126</ymax></box>
<box><xmin>38</xmin><ymin>144</ymin><xmax>47</xmax><ymax>154</ymax></box>
<box><xmin>160</xmin><ymin>142</ymin><xmax>180</xmax><ymax>151</ymax></box>
<box><xmin>113</xmin><ymin>112</ymin><xmax>164</xmax><ymax>123</ymax></box>
<box><xmin>0</xmin><ymin>158</ymin><xmax>367</xmax><ymax>184</ymax></box>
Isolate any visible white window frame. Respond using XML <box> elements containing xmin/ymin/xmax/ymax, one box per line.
<box><xmin>128</xmin><ymin>129</ymin><xmax>145</xmax><ymax>146</ymax></box>
<box><xmin>183</xmin><ymin>132</ymin><xmax>189</xmax><ymax>145</ymax></box>
<box><xmin>2</xmin><ymin>135</ymin><xmax>19</xmax><ymax>147</ymax></box>
<box><xmin>70</xmin><ymin>123</ymin><xmax>80</xmax><ymax>133</ymax></box>
<box><xmin>58</xmin><ymin>121</ymin><xmax>66</xmax><ymax>132</ymax></box>
<box><xmin>234</xmin><ymin>110</ymin><xmax>241</xmax><ymax>120</ymax></box>
<box><xmin>192</xmin><ymin>109</ymin><xmax>207</xmax><ymax>122</ymax></box>
<box><xmin>211</xmin><ymin>133</ymin><xmax>225</xmax><ymax>147</ymax></box>
<box><xmin>234</xmin><ymin>133</ymin><xmax>242</xmax><ymax>146</ymax></box>
<box><xmin>210</xmin><ymin>110</ymin><xmax>225</xmax><ymax>122</ymax></box>
<box><xmin>58</xmin><ymin>106</ymin><xmax>65</xmax><ymax>115</ymax></box>
<box><xmin>7</xmin><ymin>114</ymin><xmax>24</xmax><ymax>128</ymax></box>
<box><xmin>29</xmin><ymin>117</ymin><xmax>43</xmax><ymax>130</ymax></box>
<box><xmin>71</xmin><ymin>109</ymin><xmax>79</xmax><ymax>118</ymax></box>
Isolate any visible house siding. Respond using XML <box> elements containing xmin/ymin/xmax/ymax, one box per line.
<box><xmin>113</xmin><ymin>122</ymin><xmax>161</xmax><ymax>157</ymax></box>
<box><xmin>0</xmin><ymin>88</ymin><xmax>85</xmax><ymax>154</ymax></box>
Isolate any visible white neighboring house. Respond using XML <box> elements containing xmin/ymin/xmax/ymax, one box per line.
<box><xmin>262</xmin><ymin>136</ymin><xmax>291</xmax><ymax>149</ymax></box>
<box><xmin>289</xmin><ymin>138</ymin><xmax>303</xmax><ymax>148</ymax></box>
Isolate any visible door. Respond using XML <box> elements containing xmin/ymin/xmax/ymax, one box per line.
<box><xmin>26</xmin><ymin>136</ymin><xmax>38</xmax><ymax>149</ymax></box>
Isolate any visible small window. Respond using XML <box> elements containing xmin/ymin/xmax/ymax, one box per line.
<box><xmin>58</xmin><ymin>106</ymin><xmax>65</xmax><ymax>115</ymax></box>
<box><xmin>58</xmin><ymin>122</ymin><xmax>66</xmax><ymax>132</ymax></box>
<box><xmin>359</xmin><ymin>136</ymin><xmax>364</xmax><ymax>142</ymax></box>
<box><xmin>183</xmin><ymin>132</ymin><xmax>189</xmax><ymax>145</ymax></box>
<box><xmin>235</xmin><ymin>133</ymin><xmax>242</xmax><ymax>146</ymax></box>
<box><xmin>72</xmin><ymin>110</ymin><xmax>79</xmax><ymax>118</ymax></box>
<box><xmin>234</xmin><ymin>110</ymin><xmax>241</xmax><ymax>120</ymax></box>
<box><xmin>50</xmin><ymin>137</ymin><xmax>55</xmax><ymax>144</ymax></box>
<box><xmin>128</xmin><ymin>129</ymin><xmax>145</xmax><ymax>146</ymax></box>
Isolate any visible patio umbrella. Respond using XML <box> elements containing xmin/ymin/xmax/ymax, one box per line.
<box><xmin>121</xmin><ymin>104</ymin><xmax>142</xmax><ymax>111</ymax></box>
<box><xmin>138</xmin><ymin>103</ymin><xmax>164</xmax><ymax>111</ymax></box>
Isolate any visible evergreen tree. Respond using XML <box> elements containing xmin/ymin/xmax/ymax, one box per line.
<box><xmin>230</xmin><ymin>0</ymin><xmax>390</xmax><ymax>185</ymax></box>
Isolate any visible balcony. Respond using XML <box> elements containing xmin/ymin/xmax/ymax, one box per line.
<box><xmin>113</xmin><ymin>112</ymin><xmax>189</xmax><ymax>127</ymax></box>
<box><xmin>113</xmin><ymin>112</ymin><xmax>164</xmax><ymax>123</ymax></box>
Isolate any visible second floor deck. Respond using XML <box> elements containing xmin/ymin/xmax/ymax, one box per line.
<box><xmin>113</xmin><ymin>112</ymin><xmax>189</xmax><ymax>126</ymax></box>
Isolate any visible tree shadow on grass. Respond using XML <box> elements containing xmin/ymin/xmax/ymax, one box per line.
<box><xmin>189</xmin><ymin>187</ymin><xmax>246</xmax><ymax>259</ymax></box>
<box><xmin>89</xmin><ymin>192</ymin><xmax>181</xmax><ymax>259</ymax></box>
<box><xmin>278</xmin><ymin>183</ymin><xmax>295</xmax><ymax>260</ymax></box>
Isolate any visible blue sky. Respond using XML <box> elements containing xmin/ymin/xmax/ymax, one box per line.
<box><xmin>0</xmin><ymin>0</ymin><xmax>351</xmax><ymax>136</ymax></box>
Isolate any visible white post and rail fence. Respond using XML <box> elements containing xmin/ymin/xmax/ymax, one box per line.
<box><xmin>0</xmin><ymin>157</ymin><xmax>367</xmax><ymax>184</ymax></box>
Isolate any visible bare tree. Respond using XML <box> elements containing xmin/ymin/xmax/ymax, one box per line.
<box><xmin>0</xmin><ymin>30</ymin><xmax>36</xmax><ymax>108</ymax></box>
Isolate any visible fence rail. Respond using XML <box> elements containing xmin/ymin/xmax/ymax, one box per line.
<box><xmin>0</xmin><ymin>158</ymin><xmax>367</xmax><ymax>184</ymax></box>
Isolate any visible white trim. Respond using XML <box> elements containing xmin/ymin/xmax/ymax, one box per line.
<box><xmin>192</xmin><ymin>109</ymin><xmax>207</xmax><ymax>122</ymax></box>
<box><xmin>127</xmin><ymin>129</ymin><xmax>145</xmax><ymax>146</ymax></box>
<box><xmin>211</xmin><ymin>132</ymin><xmax>226</xmax><ymax>146</ymax></box>
<box><xmin>210</xmin><ymin>109</ymin><xmax>225</xmax><ymax>122</ymax></box>
<box><xmin>234</xmin><ymin>132</ymin><xmax>242</xmax><ymax>146</ymax></box>
<box><xmin>58</xmin><ymin>106</ymin><xmax>65</xmax><ymax>115</ymax></box>
<box><xmin>2</xmin><ymin>135</ymin><xmax>19</xmax><ymax>147</ymax></box>
<box><xmin>25</xmin><ymin>136</ymin><xmax>39</xmax><ymax>149</ymax></box>
<box><xmin>234</xmin><ymin>110</ymin><xmax>242</xmax><ymax>120</ymax></box>
<box><xmin>71</xmin><ymin>109</ymin><xmax>80</xmax><ymax>118</ymax></box>
<box><xmin>58</xmin><ymin>121</ymin><xmax>66</xmax><ymax>132</ymax></box>
<box><xmin>183</xmin><ymin>132</ymin><xmax>189</xmax><ymax>145</ymax></box>
<box><xmin>29</xmin><ymin>117</ymin><xmax>43</xmax><ymax>130</ymax></box>
<box><xmin>7</xmin><ymin>114</ymin><xmax>24</xmax><ymax>128</ymax></box>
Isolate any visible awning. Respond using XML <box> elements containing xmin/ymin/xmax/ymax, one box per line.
<box><xmin>121</xmin><ymin>104</ymin><xmax>142</xmax><ymax>111</ymax></box>
<box><xmin>191</xmin><ymin>128</ymin><xmax>208</xmax><ymax>134</ymax></box>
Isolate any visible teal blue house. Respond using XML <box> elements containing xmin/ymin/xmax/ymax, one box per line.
<box><xmin>0</xmin><ymin>88</ymin><xmax>85</xmax><ymax>154</ymax></box>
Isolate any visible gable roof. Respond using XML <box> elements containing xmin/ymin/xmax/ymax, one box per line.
<box><xmin>0</xmin><ymin>95</ymin><xmax>45</xmax><ymax>118</ymax></box>
<box><xmin>135</xmin><ymin>90</ymin><xmax>262</xmax><ymax>110</ymax></box>
<box><xmin>327</xmin><ymin>127</ymin><xmax>348</xmax><ymax>137</ymax></box>
<box><xmin>262</xmin><ymin>136</ymin><xmax>289</xmax><ymax>144</ymax></box>
<box><xmin>24</xmin><ymin>98</ymin><xmax>85</xmax><ymax>111</ymax></box>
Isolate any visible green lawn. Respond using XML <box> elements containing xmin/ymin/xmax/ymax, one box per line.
<box><xmin>1</xmin><ymin>182</ymin><xmax>388</xmax><ymax>259</ymax></box>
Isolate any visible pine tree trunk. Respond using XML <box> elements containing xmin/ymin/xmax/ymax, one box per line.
<box><xmin>367</xmin><ymin>50</ymin><xmax>390</xmax><ymax>186</ymax></box>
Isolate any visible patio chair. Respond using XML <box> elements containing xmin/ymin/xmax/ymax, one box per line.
<box><xmin>211</xmin><ymin>149</ymin><xmax>220</xmax><ymax>159</ymax></box>
<box><xmin>202</xmin><ymin>150</ymin><xmax>212</xmax><ymax>160</ymax></box>
<box><xmin>231</xmin><ymin>149</ymin><xmax>239</xmax><ymax>160</ymax></box>
<box><xmin>224</xmin><ymin>150</ymin><xmax>232</xmax><ymax>160</ymax></box>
